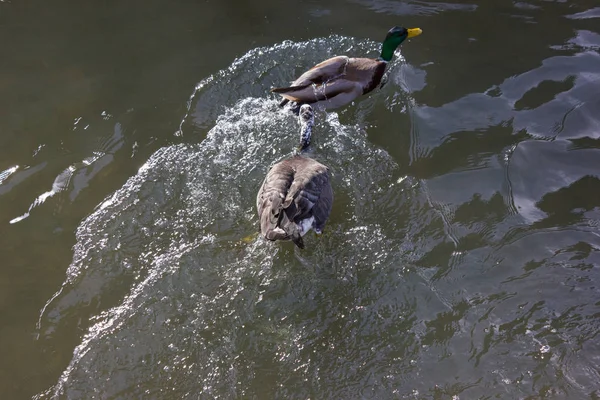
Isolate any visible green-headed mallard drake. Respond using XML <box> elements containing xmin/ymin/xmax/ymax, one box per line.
<box><xmin>271</xmin><ymin>26</ymin><xmax>422</xmax><ymax>110</ymax></box>
<box><xmin>256</xmin><ymin>104</ymin><xmax>333</xmax><ymax>249</ymax></box>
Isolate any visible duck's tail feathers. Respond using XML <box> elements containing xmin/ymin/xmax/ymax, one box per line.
<box><xmin>265</xmin><ymin>227</ymin><xmax>288</xmax><ymax>241</ymax></box>
<box><xmin>270</xmin><ymin>84</ymin><xmax>311</xmax><ymax>94</ymax></box>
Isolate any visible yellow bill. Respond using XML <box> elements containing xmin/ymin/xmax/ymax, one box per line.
<box><xmin>407</xmin><ymin>28</ymin><xmax>423</xmax><ymax>38</ymax></box>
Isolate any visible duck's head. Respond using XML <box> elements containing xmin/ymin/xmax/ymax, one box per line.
<box><xmin>380</xmin><ymin>26</ymin><xmax>422</xmax><ymax>62</ymax></box>
<box><xmin>298</xmin><ymin>104</ymin><xmax>315</xmax><ymax>150</ymax></box>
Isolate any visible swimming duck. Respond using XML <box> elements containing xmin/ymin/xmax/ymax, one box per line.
<box><xmin>271</xmin><ymin>26</ymin><xmax>422</xmax><ymax>110</ymax></box>
<box><xmin>256</xmin><ymin>104</ymin><xmax>333</xmax><ymax>249</ymax></box>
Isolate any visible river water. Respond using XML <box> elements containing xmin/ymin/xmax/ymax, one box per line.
<box><xmin>1</xmin><ymin>0</ymin><xmax>600</xmax><ymax>398</ymax></box>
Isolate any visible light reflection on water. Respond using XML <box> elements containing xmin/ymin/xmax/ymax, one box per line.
<box><xmin>36</xmin><ymin>37</ymin><xmax>425</xmax><ymax>399</ymax></box>
<box><xmin>0</xmin><ymin>1</ymin><xmax>598</xmax><ymax>398</ymax></box>
<box><xmin>31</xmin><ymin>30</ymin><xmax>600</xmax><ymax>398</ymax></box>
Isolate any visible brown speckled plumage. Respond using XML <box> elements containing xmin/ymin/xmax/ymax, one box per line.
<box><xmin>256</xmin><ymin>155</ymin><xmax>333</xmax><ymax>249</ymax></box>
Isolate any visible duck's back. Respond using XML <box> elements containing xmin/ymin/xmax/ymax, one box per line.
<box><xmin>256</xmin><ymin>155</ymin><xmax>333</xmax><ymax>248</ymax></box>
<box><xmin>347</xmin><ymin>58</ymin><xmax>387</xmax><ymax>94</ymax></box>
<box><xmin>292</xmin><ymin>56</ymin><xmax>385</xmax><ymax>92</ymax></box>
<box><xmin>291</xmin><ymin>56</ymin><xmax>350</xmax><ymax>87</ymax></box>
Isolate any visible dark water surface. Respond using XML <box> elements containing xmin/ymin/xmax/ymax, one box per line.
<box><xmin>1</xmin><ymin>0</ymin><xmax>600</xmax><ymax>398</ymax></box>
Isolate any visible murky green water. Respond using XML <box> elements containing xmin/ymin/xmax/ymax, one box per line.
<box><xmin>1</xmin><ymin>0</ymin><xmax>600</xmax><ymax>398</ymax></box>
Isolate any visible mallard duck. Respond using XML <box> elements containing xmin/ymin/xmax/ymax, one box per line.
<box><xmin>271</xmin><ymin>26</ymin><xmax>422</xmax><ymax>110</ymax></box>
<box><xmin>256</xmin><ymin>104</ymin><xmax>333</xmax><ymax>249</ymax></box>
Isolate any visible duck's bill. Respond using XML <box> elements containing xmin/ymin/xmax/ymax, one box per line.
<box><xmin>407</xmin><ymin>28</ymin><xmax>422</xmax><ymax>38</ymax></box>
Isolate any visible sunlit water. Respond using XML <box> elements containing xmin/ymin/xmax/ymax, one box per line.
<box><xmin>34</xmin><ymin>37</ymin><xmax>420</xmax><ymax>399</ymax></box>
<box><xmin>1</xmin><ymin>1</ymin><xmax>600</xmax><ymax>398</ymax></box>
<box><xmin>29</xmin><ymin>29</ymin><xmax>600</xmax><ymax>398</ymax></box>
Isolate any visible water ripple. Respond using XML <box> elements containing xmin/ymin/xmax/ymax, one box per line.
<box><xmin>34</xmin><ymin>30</ymin><xmax>600</xmax><ymax>399</ymax></box>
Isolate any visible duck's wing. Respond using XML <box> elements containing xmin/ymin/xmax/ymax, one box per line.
<box><xmin>271</xmin><ymin>79</ymin><xmax>363</xmax><ymax>105</ymax></box>
<box><xmin>271</xmin><ymin>56</ymin><xmax>349</xmax><ymax>93</ymax></box>
<box><xmin>256</xmin><ymin>162</ymin><xmax>295</xmax><ymax>242</ymax></box>
<box><xmin>292</xmin><ymin>56</ymin><xmax>350</xmax><ymax>86</ymax></box>
<box><xmin>282</xmin><ymin>159</ymin><xmax>332</xmax><ymax>230</ymax></box>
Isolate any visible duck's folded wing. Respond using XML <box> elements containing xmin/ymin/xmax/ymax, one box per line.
<box><xmin>270</xmin><ymin>56</ymin><xmax>350</xmax><ymax>95</ymax></box>
<box><xmin>271</xmin><ymin>79</ymin><xmax>361</xmax><ymax>104</ymax></box>
<box><xmin>292</xmin><ymin>56</ymin><xmax>349</xmax><ymax>86</ymax></box>
<box><xmin>256</xmin><ymin>164</ymin><xmax>295</xmax><ymax>240</ymax></box>
<box><xmin>283</xmin><ymin>163</ymin><xmax>331</xmax><ymax>222</ymax></box>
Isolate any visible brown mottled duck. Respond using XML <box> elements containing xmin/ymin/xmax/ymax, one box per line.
<box><xmin>256</xmin><ymin>105</ymin><xmax>333</xmax><ymax>249</ymax></box>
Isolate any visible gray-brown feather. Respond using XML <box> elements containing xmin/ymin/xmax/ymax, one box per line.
<box><xmin>271</xmin><ymin>56</ymin><xmax>387</xmax><ymax>109</ymax></box>
<box><xmin>291</xmin><ymin>56</ymin><xmax>349</xmax><ymax>87</ymax></box>
<box><xmin>256</xmin><ymin>155</ymin><xmax>333</xmax><ymax>247</ymax></box>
